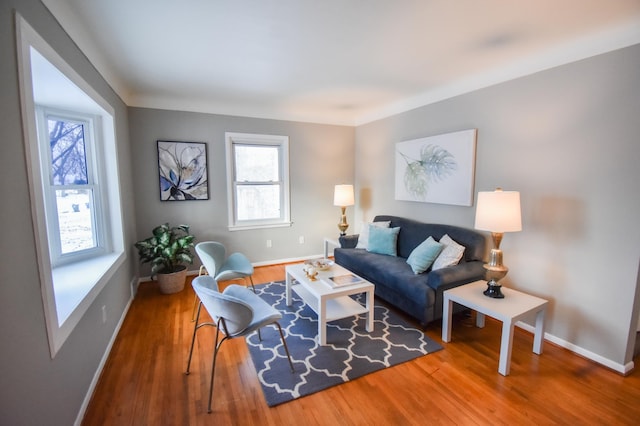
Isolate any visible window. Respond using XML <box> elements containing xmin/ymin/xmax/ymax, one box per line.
<box><xmin>16</xmin><ymin>15</ymin><xmax>125</xmax><ymax>357</ymax></box>
<box><xmin>226</xmin><ymin>133</ymin><xmax>291</xmax><ymax>230</ymax></box>
<box><xmin>36</xmin><ymin>108</ymin><xmax>108</xmax><ymax>266</ymax></box>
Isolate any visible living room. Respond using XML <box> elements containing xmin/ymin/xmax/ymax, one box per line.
<box><xmin>2</xmin><ymin>1</ymin><xmax>640</xmax><ymax>425</ymax></box>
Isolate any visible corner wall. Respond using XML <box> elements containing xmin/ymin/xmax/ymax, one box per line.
<box><xmin>128</xmin><ymin>107</ymin><xmax>355</xmax><ymax>270</ymax></box>
<box><xmin>0</xmin><ymin>1</ymin><xmax>138</xmax><ymax>424</ymax></box>
<box><xmin>354</xmin><ymin>44</ymin><xmax>640</xmax><ymax>369</ymax></box>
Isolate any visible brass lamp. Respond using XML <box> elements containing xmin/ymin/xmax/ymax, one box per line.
<box><xmin>474</xmin><ymin>188</ymin><xmax>522</xmax><ymax>298</ymax></box>
<box><xmin>333</xmin><ymin>184</ymin><xmax>355</xmax><ymax>236</ymax></box>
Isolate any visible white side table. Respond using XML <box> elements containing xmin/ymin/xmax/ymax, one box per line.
<box><xmin>323</xmin><ymin>237</ymin><xmax>340</xmax><ymax>258</ymax></box>
<box><xmin>442</xmin><ymin>280</ymin><xmax>548</xmax><ymax>376</ymax></box>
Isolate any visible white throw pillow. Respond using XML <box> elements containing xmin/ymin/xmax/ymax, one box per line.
<box><xmin>432</xmin><ymin>234</ymin><xmax>465</xmax><ymax>270</ymax></box>
<box><xmin>356</xmin><ymin>221</ymin><xmax>391</xmax><ymax>249</ymax></box>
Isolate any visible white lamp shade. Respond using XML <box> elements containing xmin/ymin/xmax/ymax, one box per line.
<box><xmin>474</xmin><ymin>190</ymin><xmax>522</xmax><ymax>233</ymax></box>
<box><xmin>333</xmin><ymin>184</ymin><xmax>355</xmax><ymax>206</ymax></box>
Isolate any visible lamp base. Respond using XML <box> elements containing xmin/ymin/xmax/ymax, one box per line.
<box><xmin>483</xmin><ymin>245</ymin><xmax>507</xmax><ymax>299</ymax></box>
<box><xmin>337</xmin><ymin>206</ymin><xmax>349</xmax><ymax>236</ymax></box>
<box><xmin>483</xmin><ymin>281</ymin><xmax>504</xmax><ymax>298</ymax></box>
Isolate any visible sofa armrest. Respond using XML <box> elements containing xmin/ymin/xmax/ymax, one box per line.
<box><xmin>338</xmin><ymin>234</ymin><xmax>359</xmax><ymax>248</ymax></box>
<box><xmin>426</xmin><ymin>261</ymin><xmax>486</xmax><ymax>292</ymax></box>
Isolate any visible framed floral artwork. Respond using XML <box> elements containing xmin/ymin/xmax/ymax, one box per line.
<box><xmin>157</xmin><ymin>140</ymin><xmax>209</xmax><ymax>201</ymax></box>
<box><xmin>395</xmin><ymin>129</ymin><xmax>477</xmax><ymax>206</ymax></box>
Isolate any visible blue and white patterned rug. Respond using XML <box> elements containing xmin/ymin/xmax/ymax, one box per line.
<box><xmin>246</xmin><ymin>280</ymin><xmax>443</xmax><ymax>406</ymax></box>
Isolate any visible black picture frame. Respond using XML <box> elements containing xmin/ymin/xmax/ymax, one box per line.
<box><xmin>157</xmin><ymin>140</ymin><xmax>209</xmax><ymax>201</ymax></box>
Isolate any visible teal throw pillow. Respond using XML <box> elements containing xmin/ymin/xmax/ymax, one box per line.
<box><xmin>367</xmin><ymin>226</ymin><xmax>401</xmax><ymax>256</ymax></box>
<box><xmin>406</xmin><ymin>236</ymin><xmax>444</xmax><ymax>274</ymax></box>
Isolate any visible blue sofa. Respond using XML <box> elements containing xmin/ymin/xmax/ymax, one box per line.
<box><xmin>334</xmin><ymin>215</ymin><xmax>486</xmax><ymax>326</ymax></box>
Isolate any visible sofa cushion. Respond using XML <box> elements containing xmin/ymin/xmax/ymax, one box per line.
<box><xmin>406</xmin><ymin>236</ymin><xmax>443</xmax><ymax>274</ymax></box>
<box><xmin>367</xmin><ymin>226</ymin><xmax>401</xmax><ymax>256</ymax></box>
<box><xmin>433</xmin><ymin>234</ymin><xmax>466</xmax><ymax>270</ymax></box>
<box><xmin>373</xmin><ymin>215</ymin><xmax>486</xmax><ymax>262</ymax></box>
<box><xmin>356</xmin><ymin>221</ymin><xmax>391</xmax><ymax>249</ymax></box>
<box><xmin>334</xmin><ymin>248</ymin><xmax>431</xmax><ymax>309</ymax></box>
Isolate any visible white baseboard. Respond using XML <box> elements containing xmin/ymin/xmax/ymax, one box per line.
<box><xmin>137</xmin><ymin>268</ymin><xmax>200</xmax><ymax>283</ymax></box>
<box><xmin>137</xmin><ymin>253</ymin><xmax>326</xmax><ymax>282</ymax></box>
<box><xmin>231</xmin><ymin>256</ymin><xmax>637</xmax><ymax>375</ymax></box>
<box><xmin>183</xmin><ymin>255</ymin><xmax>636</xmax><ymax>375</ymax></box>
<box><xmin>516</xmin><ymin>321</ymin><xmax>633</xmax><ymax>375</ymax></box>
<box><xmin>74</xmin><ymin>275</ymin><xmax>137</xmax><ymax>426</ymax></box>
<box><xmin>252</xmin><ymin>253</ymin><xmax>325</xmax><ymax>267</ymax></box>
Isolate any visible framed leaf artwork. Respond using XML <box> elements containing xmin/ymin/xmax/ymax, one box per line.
<box><xmin>395</xmin><ymin>129</ymin><xmax>477</xmax><ymax>206</ymax></box>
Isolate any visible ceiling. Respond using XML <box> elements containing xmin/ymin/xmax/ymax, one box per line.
<box><xmin>41</xmin><ymin>0</ymin><xmax>640</xmax><ymax>126</ymax></box>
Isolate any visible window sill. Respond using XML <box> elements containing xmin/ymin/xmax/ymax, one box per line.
<box><xmin>228</xmin><ymin>221</ymin><xmax>292</xmax><ymax>232</ymax></box>
<box><xmin>52</xmin><ymin>252</ymin><xmax>124</xmax><ymax>326</ymax></box>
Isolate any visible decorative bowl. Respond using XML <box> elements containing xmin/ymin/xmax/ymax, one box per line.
<box><xmin>304</xmin><ymin>258</ymin><xmax>334</xmax><ymax>271</ymax></box>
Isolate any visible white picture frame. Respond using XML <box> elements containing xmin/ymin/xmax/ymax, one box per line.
<box><xmin>395</xmin><ymin>129</ymin><xmax>477</xmax><ymax>206</ymax></box>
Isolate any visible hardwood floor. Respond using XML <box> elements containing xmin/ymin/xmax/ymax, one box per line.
<box><xmin>82</xmin><ymin>263</ymin><xmax>640</xmax><ymax>425</ymax></box>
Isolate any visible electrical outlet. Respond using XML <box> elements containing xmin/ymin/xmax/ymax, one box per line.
<box><xmin>266</xmin><ymin>239</ymin><xmax>272</xmax><ymax>248</ymax></box>
<box><xmin>299</xmin><ymin>236</ymin><xmax>305</xmax><ymax>244</ymax></box>
<box><xmin>101</xmin><ymin>305</ymin><xmax>107</xmax><ymax>324</ymax></box>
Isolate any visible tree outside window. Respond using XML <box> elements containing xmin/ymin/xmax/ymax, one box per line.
<box><xmin>38</xmin><ymin>110</ymin><xmax>105</xmax><ymax>264</ymax></box>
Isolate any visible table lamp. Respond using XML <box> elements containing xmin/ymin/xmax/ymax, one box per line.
<box><xmin>333</xmin><ymin>184</ymin><xmax>355</xmax><ymax>236</ymax></box>
<box><xmin>474</xmin><ymin>188</ymin><xmax>522</xmax><ymax>298</ymax></box>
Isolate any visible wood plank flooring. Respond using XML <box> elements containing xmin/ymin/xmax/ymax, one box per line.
<box><xmin>82</xmin><ymin>263</ymin><xmax>640</xmax><ymax>425</ymax></box>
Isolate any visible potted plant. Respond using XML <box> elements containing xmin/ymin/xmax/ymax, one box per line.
<box><xmin>134</xmin><ymin>223</ymin><xmax>195</xmax><ymax>294</ymax></box>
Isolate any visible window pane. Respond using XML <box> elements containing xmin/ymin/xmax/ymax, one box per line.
<box><xmin>56</xmin><ymin>189</ymin><xmax>96</xmax><ymax>254</ymax></box>
<box><xmin>236</xmin><ymin>185</ymin><xmax>281</xmax><ymax>220</ymax></box>
<box><xmin>48</xmin><ymin>119</ymin><xmax>88</xmax><ymax>185</ymax></box>
<box><xmin>235</xmin><ymin>145</ymin><xmax>279</xmax><ymax>182</ymax></box>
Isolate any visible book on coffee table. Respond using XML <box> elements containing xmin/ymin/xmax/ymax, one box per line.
<box><xmin>325</xmin><ymin>274</ymin><xmax>363</xmax><ymax>288</ymax></box>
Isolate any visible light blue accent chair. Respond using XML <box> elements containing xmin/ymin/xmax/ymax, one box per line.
<box><xmin>185</xmin><ymin>275</ymin><xmax>294</xmax><ymax>413</ymax></box>
<box><xmin>193</xmin><ymin>241</ymin><xmax>256</xmax><ymax>320</ymax></box>
<box><xmin>196</xmin><ymin>241</ymin><xmax>255</xmax><ymax>290</ymax></box>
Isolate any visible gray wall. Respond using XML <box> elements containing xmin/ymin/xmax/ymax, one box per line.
<box><xmin>0</xmin><ymin>0</ymin><xmax>138</xmax><ymax>424</ymax></box>
<box><xmin>129</xmin><ymin>107</ymin><xmax>355</xmax><ymax>270</ymax></box>
<box><xmin>355</xmin><ymin>44</ymin><xmax>640</xmax><ymax>368</ymax></box>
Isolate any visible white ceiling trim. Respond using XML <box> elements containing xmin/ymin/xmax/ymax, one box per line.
<box><xmin>126</xmin><ymin>93</ymin><xmax>358</xmax><ymax>126</ymax></box>
<box><xmin>355</xmin><ymin>17</ymin><xmax>640</xmax><ymax>126</ymax></box>
<box><xmin>42</xmin><ymin>1</ymin><xmax>640</xmax><ymax>127</ymax></box>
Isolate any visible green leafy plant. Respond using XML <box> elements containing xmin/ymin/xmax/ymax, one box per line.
<box><xmin>134</xmin><ymin>223</ymin><xmax>195</xmax><ymax>276</ymax></box>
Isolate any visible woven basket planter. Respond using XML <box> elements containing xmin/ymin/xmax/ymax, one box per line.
<box><xmin>156</xmin><ymin>266</ymin><xmax>187</xmax><ymax>294</ymax></box>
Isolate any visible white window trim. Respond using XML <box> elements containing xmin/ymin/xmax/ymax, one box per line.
<box><xmin>35</xmin><ymin>107</ymin><xmax>111</xmax><ymax>266</ymax></box>
<box><xmin>16</xmin><ymin>14</ymin><xmax>125</xmax><ymax>357</ymax></box>
<box><xmin>225</xmin><ymin>132</ymin><xmax>292</xmax><ymax>231</ymax></box>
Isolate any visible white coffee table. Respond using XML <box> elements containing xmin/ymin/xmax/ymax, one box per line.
<box><xmin>442</xmin><ymin>280</ymin><xmax>548</xmax><ymax>376</ymax></box>
<box><xmin>285</xmin><ymin>263</ymin><xmax>374</xmax><ymax>345</ymax></box>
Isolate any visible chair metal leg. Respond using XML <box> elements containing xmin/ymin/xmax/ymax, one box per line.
<box><xmin>275</xmin><ymin>322</ymin><xmax>295</xmax><ymax>372</ymax></box>
<box><xmin>191</xmin><ymin>266</ymin><xmax>209</xmax><ymax>321</ymax></box>
<box><xmin>208</xmin><ymin>325</ymin><xmax>229</xmax><ymax>413</ymax></box>
<box><xmin>248</xmin><ymin>276</ymin><xmax>260</xmax><ymax>340</ymax></box>
<box><xmin>185</xmin><ymin>302</ymin><xmax>202</xmax><ymax>374</ymax></box>
<box><xmin>186</xmin><ymin>307</ymin><xmax>230</xmax><ymax>414</ymax></box>
<box><xmin>191</xmin><ymin>295</ymin><xmax>199</xmax><ymax>322</ymax></box>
